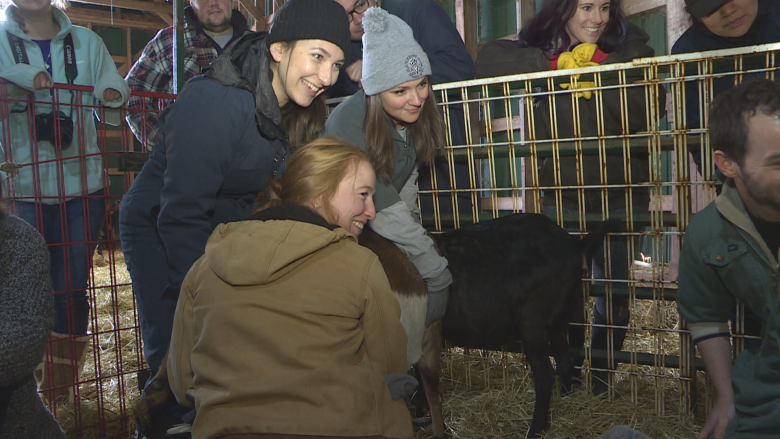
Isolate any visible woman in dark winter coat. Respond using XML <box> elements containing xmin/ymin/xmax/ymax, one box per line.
<box><xmin>324</xmin><ymin>7</ymin><xmax>452</xmax><ymax>342</ymax></box>
<box><xmin>0</xmin><ymin>198</ymin><xmax>65</xmax><ymax>439</ymax></box>
<box><xmin>672</xmin><ymin>0</ymin><xmax>780</xmax><ymax>171</ymax></box>
<box><xmin>475</xmin><ymin>0</ymin><xmax>662</xmax><ymax>394</ymax></box>
<box><xmin>118</xmin><ymin>0</ymin><xmax>350</xmax><ymax>381</ymax></box>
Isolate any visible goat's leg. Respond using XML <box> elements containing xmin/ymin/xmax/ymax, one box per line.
<box><xmin>551</xmin><ymin>323</ymin><xmax>574</xmax><ymax>394</ymax></box>
<box><xmin>133</xmin><ymin>349</ymin><xmax>178</xmax><ymax>434</ymax></box>
<box><xmin>419</xmin><ymin>319</ymin><xmax>445</xmax><ymax>439</ymax></box>
<box><xmin>568</xmin><ymin>289</ymin><xmax>586</xmax><ymax>379</ymax></box>
<box><xmin>521</xmin><ymin>336</ymin><xmax>554</xmax><ymax>439</ymax></box>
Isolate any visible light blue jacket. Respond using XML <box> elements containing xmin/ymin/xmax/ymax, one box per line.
<box><xmin>0</xmin><ymin>6</ymin><xmax>130</xmax><ymax>203</ymax></box>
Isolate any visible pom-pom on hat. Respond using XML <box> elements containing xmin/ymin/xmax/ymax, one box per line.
<box><xmin>361</xmin><ymin>7</ymin><xmax>431</xmax><ymax>96</ymax></box>
<box><xmin>267</xmin><ymin>0</ymin><xmax>351</xmax><ymax>59</ymax></box>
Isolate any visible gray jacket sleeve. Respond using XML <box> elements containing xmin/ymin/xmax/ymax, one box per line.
<box><xmin>398</xmin><ymin>165</ymin><xmax>421</xmax><ymax>224</ymax></box>
<box><xmin>369</xmin><ymin>200</ymin><xmax>452</xmax><ymax>293</ymax></box>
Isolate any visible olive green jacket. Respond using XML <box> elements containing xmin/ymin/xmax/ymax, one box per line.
<box><xmin>678</xmin><ymin>181</ymin><xmax>780</xmax><ymax>437</ymax></box>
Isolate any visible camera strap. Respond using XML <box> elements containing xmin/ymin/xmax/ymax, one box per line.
<box><xmin>6</xmin><ymin>31</ymin><xmax>78</xmax><ymax>85</ymax></box>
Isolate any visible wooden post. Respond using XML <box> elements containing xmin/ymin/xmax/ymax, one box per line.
<box><xmin>454</xmin><ymin>0</ymin><xmax>478</xmax><ymax>60</ymax></box>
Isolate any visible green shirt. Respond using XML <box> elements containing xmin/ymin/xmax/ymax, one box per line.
<box><xmin>678</xmin><ymin>181</ymin><xmax>780</xmax><ymax>437</ymax></box>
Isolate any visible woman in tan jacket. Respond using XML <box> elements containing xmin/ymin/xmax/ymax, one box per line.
<box><xmin>167</xmin><ymin>137</ymin><xmax>414</xmax><ymax>439</ymax></box>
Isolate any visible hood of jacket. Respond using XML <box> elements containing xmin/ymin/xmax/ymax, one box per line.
<box><xmin>3</xmin><ymin>5</ymin><xmax>73</xmax><ymax>41</ymax></box>
<box><xmin>203</xmin><ymin>204</ymin><xmax>357</xmax><ymax>286</ymax></box>
<box><xmin>201</xmin><ymin>32</ymin><xmax>287</xmax><ymax>141</ymax></box>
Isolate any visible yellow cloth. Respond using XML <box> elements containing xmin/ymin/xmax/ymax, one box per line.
<box><xmin>557</xmin><ymin>43</ymin><xmax>599</xmax><ymax>100</ymax></box>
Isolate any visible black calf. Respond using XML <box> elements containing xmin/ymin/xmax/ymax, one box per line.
<box><xmin>437</xmin><ymin>213</ymin><xmax>620</xmax><ymax>438</ymax></box>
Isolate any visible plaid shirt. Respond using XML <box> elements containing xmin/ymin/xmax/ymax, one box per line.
<box><xmin>125</xmin><ymin>8</ymin><xmax>249</xmax><ymax>150</ymax></box>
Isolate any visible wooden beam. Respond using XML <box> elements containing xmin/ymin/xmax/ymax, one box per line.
<box><xmin>156</xmin><ymin>12</ymin><xmax>173</xmax><ymax>26</ymax></box>
<box><xmin>69</xmin><ymin>0</ymin><xmax>170</xmax><ymax>15</ymax></box>
<box><xmin>66</xmin><ymin>7</ymin><xmax>168</xmax><ymax>29</ymax></box>
<box><xmin>117</xmin><ymin>49</ymin><xmax>143</xmax><ymax>75</ymax></box>
<box><xmin>516</xmin><ymin>0</ymin><xmax>534</xmax><ymax>32</ymax></box>
<box><xmin>236</xmin><ymin>0</ymin><xmax>266</xmax><ymax>32</ymax></box>
<box><xmin>623</xmin><ymin>0</ymin><xmax>665</xmax><ymax>16</ymax></box>
<box><xmin>667</xmin><ymin>0</ymin><xmax>690</xmax><ymax>54</ymax></box>
<box><xmin>455</xmin><ymin>0</ymin><xmax>477</xmax><ymax>59</ymax></box>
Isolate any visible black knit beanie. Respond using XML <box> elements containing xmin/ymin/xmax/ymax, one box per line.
<box><xmin>267</xmin><ymin>0</ymin><xmax>351</xmax><ymax>58</ymax></box>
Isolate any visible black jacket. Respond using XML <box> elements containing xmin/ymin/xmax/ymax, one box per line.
<box><xmin>671</xmin><ymin>0</ymin><xmax>780</xmax><ymax>130</ymax></box>
<box><xmin>130</xmin><ymin>32</ymin><xmax>289</xmax><ymax>294</ymax></box>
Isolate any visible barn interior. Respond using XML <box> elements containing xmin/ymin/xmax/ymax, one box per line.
<box><xmin>1</xmin><ymin>0</ymin><xmax>772</xmax><ymax>437</ymax></box>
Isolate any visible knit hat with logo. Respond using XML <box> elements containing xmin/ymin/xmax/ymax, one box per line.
<box><xmin>267</xmin><ymin>0</ymin><xmax>351</xmax><ymax>58</ymax></box>
<box><xmin>361</xmin><ymin>7</ymin><xmax>431</xmax><ymax>96</ymax></box>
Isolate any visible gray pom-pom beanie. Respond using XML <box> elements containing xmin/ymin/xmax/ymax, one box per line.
<box><xmin>361</xmin><ymin>7</ymin><xmax>431</xmax><ymax>96</ymax></box>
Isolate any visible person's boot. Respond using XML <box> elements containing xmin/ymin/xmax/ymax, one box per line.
<box><xmin>35</xmin><ymin>332</ymin><xmax>90</xmax><ymax>404</ymax></box>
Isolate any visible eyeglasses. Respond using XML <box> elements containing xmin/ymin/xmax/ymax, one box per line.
<box><xmin>347</xmin><ymin>0</ymin><xmax>370</xmax><ymax>23</ymax></box>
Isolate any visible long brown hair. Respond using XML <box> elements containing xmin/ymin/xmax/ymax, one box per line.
<box><xmin>257</xmin><ymin>137</ymin><xmax>371</xmax><ymax>223</ymax></box>
<box><xmin>282</xmin><ymin>95</ymin><xmax>328</xmax><ymax>152</ymax></box>
<box><xmin>363</xmin><ymin>83</ymin><xmax>443</xmax><ymax>185</ymax></box>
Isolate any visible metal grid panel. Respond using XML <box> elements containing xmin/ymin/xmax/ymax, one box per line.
<box><xmin>1</xmin><ymin>79</ymin><xmax>148</xmax><ymax>438</ymax></box>
<box><xmin>423</xmin><ymin>42</ymin><xmax>780</xmax><ymax>415</ymax></box>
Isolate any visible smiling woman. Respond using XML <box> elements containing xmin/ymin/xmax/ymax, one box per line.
<box><xmin>117</xmin><ymin>0</ymin><xmax>350</xmax><ymax>429</ymax></box>
<box><xmin>565</xmin><ymin>0</ymin><xmax>611</xmax><ymax>45</ymax></box>
<box><xmin>324</xmin><ymin>7</ymin><xmax>453</xmax><ymax>332</ymax></box>
<box><xmin>166</xmin><ymin>137</ymin><xmax>414</xmax><ymax>439</ymax></box>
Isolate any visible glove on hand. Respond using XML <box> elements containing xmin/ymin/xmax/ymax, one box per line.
<box><xmin>426</xmin><ymin>286</ymin><xmax>449</xmax><ymax>327</ymax></box>
<box><xmin>384</xmin><ymin>373</ymin><xmax>419</xmax><ymax>400</ymax></box>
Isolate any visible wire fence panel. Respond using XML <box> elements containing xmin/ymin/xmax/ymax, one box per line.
<box><xmin>1</xmin><ymin>78</ymin><xmax>157</xmax><ymax>438</ymax></box>
<box><xmin>2</xmin><ymin>42</ymin><xmax>778</xmax><ymax>437</ymax></box>
<box><xmin>423</xmin><ymin>42</ymin><xmax>780</xmax><ymax>419</ymax></box>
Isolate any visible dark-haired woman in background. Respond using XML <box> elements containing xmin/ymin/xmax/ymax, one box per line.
<box><xmin>475</xmin><ymin>0</ymin><xmax>661</xmax><ymax>394</ymax></box>
<box><xmin>324</xmin><ymin>7</ymin><xmax>452</xmax><ymax>335</ymax></box>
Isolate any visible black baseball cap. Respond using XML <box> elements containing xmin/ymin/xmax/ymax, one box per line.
<box><xmin>685</xmin><ymin>0</ymin><xmax>730</xmax><ymax>19</ymax></box>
